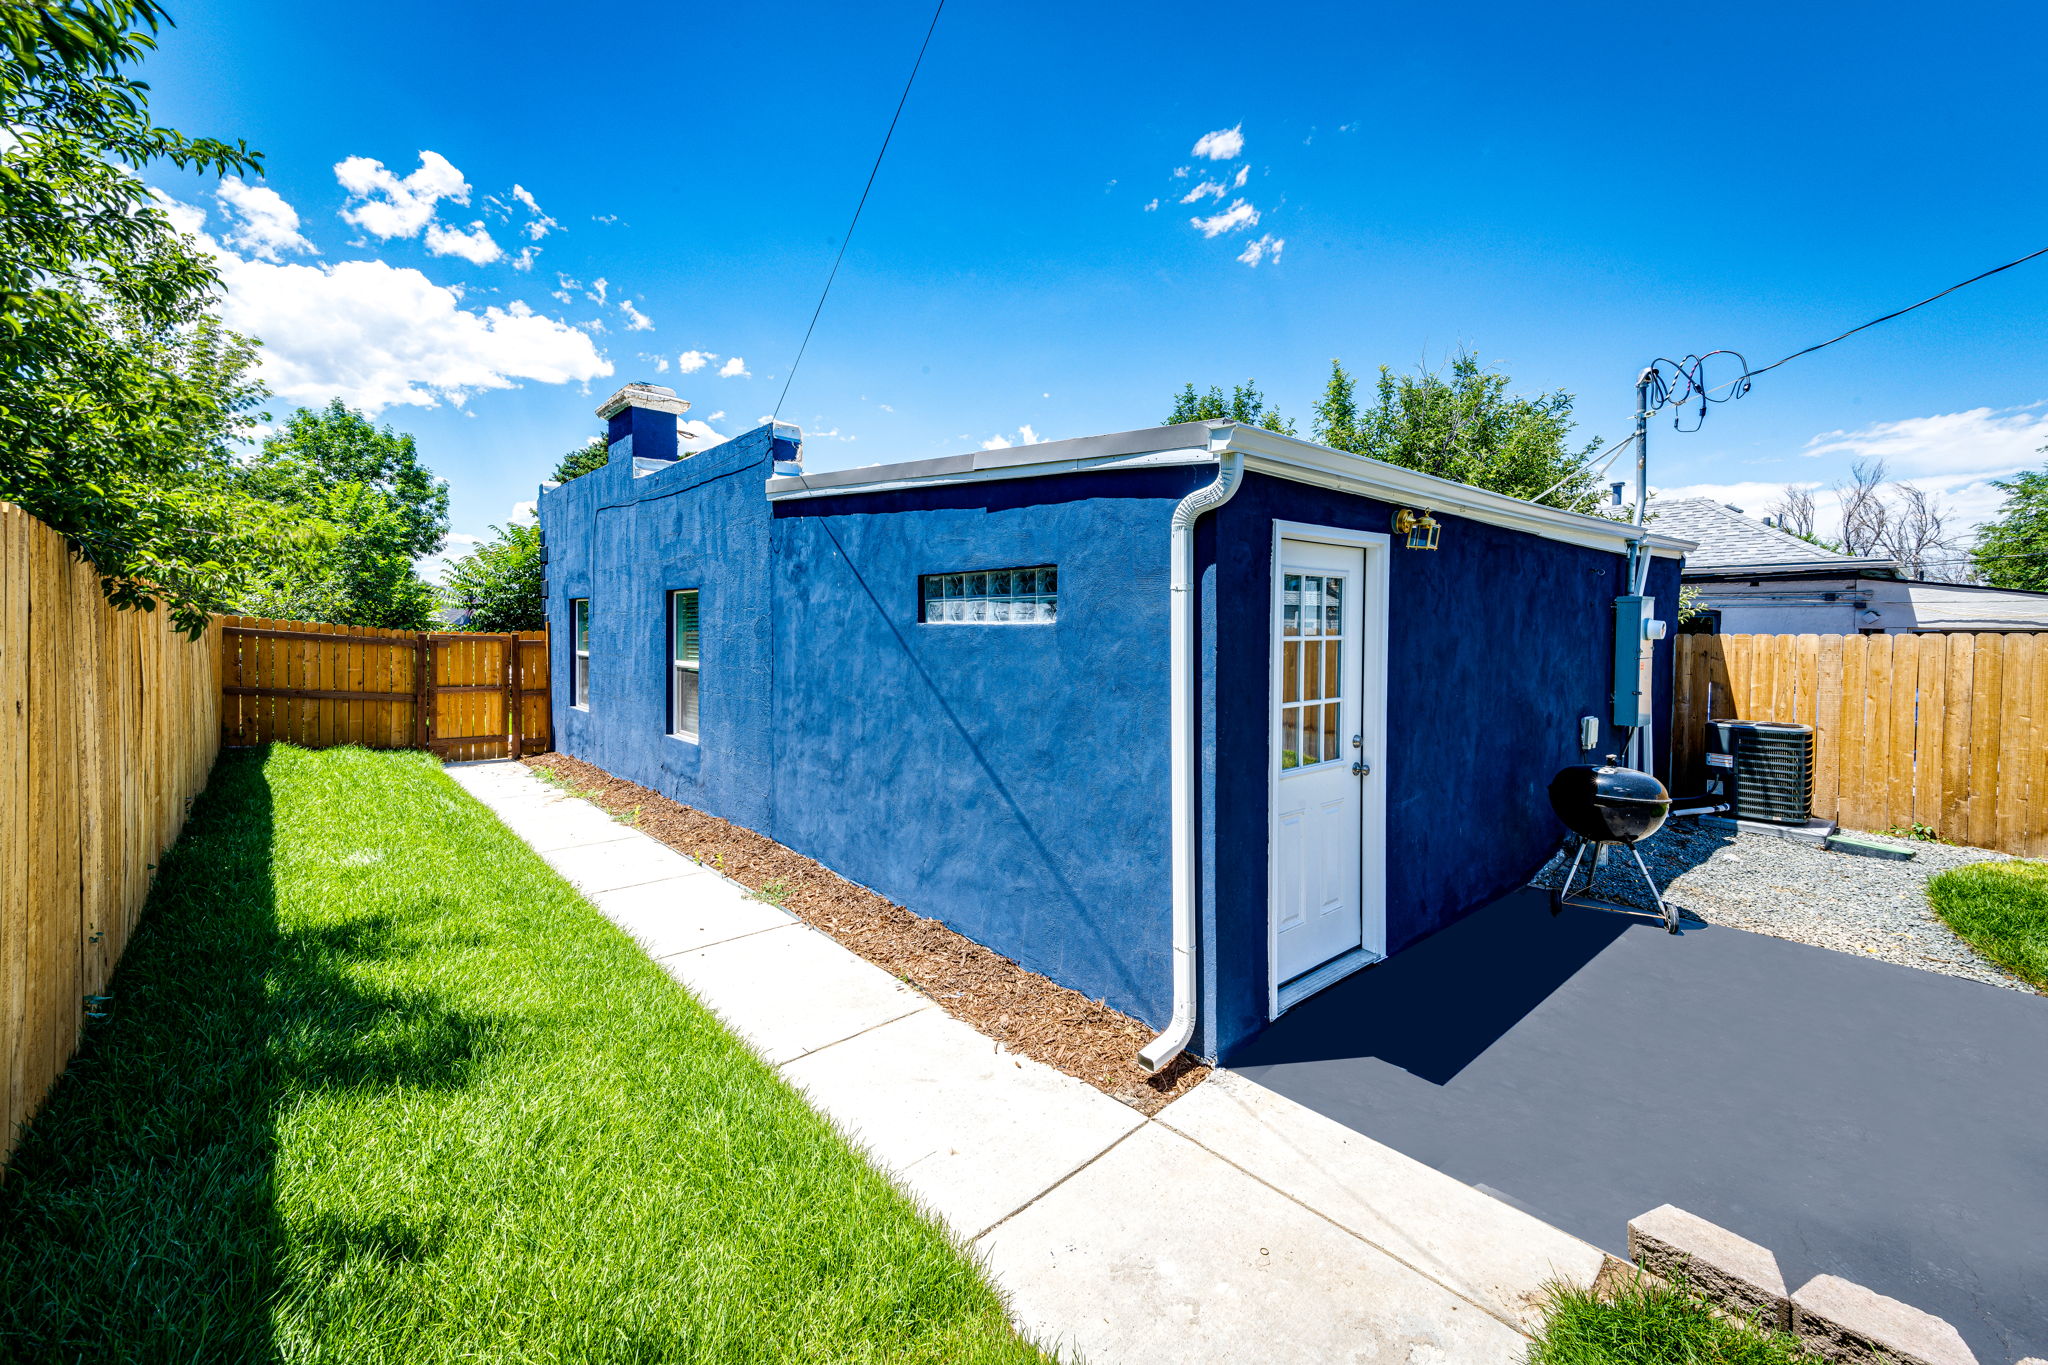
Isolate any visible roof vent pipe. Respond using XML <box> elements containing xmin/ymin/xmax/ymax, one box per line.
<box><xmin>1138</xmin><ymin>437</ymin><xmax>1244</xmax><ymax>1074</ymax></box>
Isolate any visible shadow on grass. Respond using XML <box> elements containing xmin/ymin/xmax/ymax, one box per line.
<box><xmin>0</xmin><ymin>746</ymin><xmax>500</xmax><ymax>1363</ymax></box>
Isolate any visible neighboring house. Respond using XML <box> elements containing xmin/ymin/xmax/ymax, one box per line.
<box><xmin>1648</xmin><ymin>496</ymin><xmax>2048</xmax><ymax>634</ymax></box>
<box><xmin>541</xmin><ymin>384</ymin><xmax>1688</xmax><ymax>1062</ymax></box>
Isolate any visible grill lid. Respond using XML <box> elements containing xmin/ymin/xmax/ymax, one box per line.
<box><xmin>1547</xmin><ymin>755</ymin><xmax>1671</xmax><ymax>845</ymax></box>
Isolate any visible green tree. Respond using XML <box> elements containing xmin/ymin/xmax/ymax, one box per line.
<box><xmin>1165</xmin><ymin>380</ymin><xmax>1296</xmax><ymax>435</ymax></box>
<box><xmin>440</xmin><ymin>522</ymin><xmax>543</xmax><ymax>632</ymax></box>
<box><xmin>1972</xmin><ymin>460</ymin><xmax>2048</xmax><ymax>591</ymax></box>
<box><xmin>0</xmin><ymin>0</ymin><xmax>271</xmax><ymax>635</ymax></box>
<box><xmin>1305</xmin><ymin>353</ymin><xmax>1602</xmax><ymax>510</ymax></box>
<box><xmin>234</xmin><ymin>400</ymin><xmax>448</xmax><ymax>628</ymax></box>
<box><xmin>551</xmin><ymin>436</ymin><xmax>609</xmax><ymax>483</ymax></box>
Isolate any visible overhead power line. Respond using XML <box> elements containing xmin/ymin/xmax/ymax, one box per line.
<box><xmin>772</xmin><ymin>0</ymin><xmax>946</xmax><ymax>426</ymax></box>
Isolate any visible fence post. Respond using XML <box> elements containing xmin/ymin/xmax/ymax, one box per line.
<box><xmin>507</xmin><ymin>633</ymin><xmax>523</xmax><ymax>761</ymax></box>
<box><xmin>412</xmin><ymin>633</ymin><xmax>429</xmax><ymax>751</ymax></box>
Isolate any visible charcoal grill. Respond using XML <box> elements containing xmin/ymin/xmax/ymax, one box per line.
<box><xmin>1546</xmin><ymin>756</ymin><xmax>1679</xmax><ymax>933</ymax></box>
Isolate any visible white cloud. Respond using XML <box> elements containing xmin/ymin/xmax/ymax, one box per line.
<box><xmin>591</xmin><ymin>213</ymin><xmax>619</xmax><ymax>226</ymax></box>
<box><xmin>640</xmin><ymin>352</ymin><xmax>671</xmax><ymax>373</ymax></box>
<box><xmin>718</xmin><ymin>355</ymin><xmax>750</xmax><ymax>378</ymax></box>
<box><xmin>619</xmin><ymin>299</ymin><xmax>653</xmax><ymax>331</ymax></box>
<box><xmin>423</xmin><ymin>220</ymin><xmax>503</xmax><ymax>265</ymax></box>
<box><xmin>1192</xmin><ymin>124</ymin><xmax>1244</xmax><ymax>160</ymax></box>
<box><xmin>1143</xmin><ymin>198</ymin><xmax>1159</xmax><ymax>212</ymax></box>
<box><xmin>1171</xmin><ymin>166</ymin><xmax>1190</xmax><ymax>179</ymax></box>
<box><xmin>214</xmin><ymin>176</ymin><xmax>317</xmax><ymax>261</ymax></box>
<box><xmin>678</xmin><ymin>349</ymin><xmax>714</xmax><ymax>373</ymax></box>
<box><xmin>1801</xmin><ymin>405</ymin><xmax>2048</xmax><ymax>478</ymax></box>
<box><xmin>510</xmin><ymin>184</ymin><xmax>559</xmax><ymax>240</ymax></box>
<box><xmin>508</xmin><ymin>500</ymin><xmax>537</xmax><ymax>526</ymax></box>
<box><xmin>335</xmin><ymin>150</ymin><xmax>471</xmax><ymax>240</ymax></box>
<box><xmin>1236</xmin><ymin>233</ymin><xmax>1284</xmax><ymax>267</ymax></box>
<box><xmin>679</xmin><ymin>418</ymin><xmax>729</xmax><ymax>449</ymax></box>
<box><xmin>167</xmin><ymin>192</ymin><xmax>612</xmax><ymax>414</ymax></box>
<box><xmin>511</xmin><ymin>246</ymin><xmax>538</xmax><ymax>271</ymax></box>
<box><xmin>586</xmin><ymin>277</ymin><xmax>608</xmax><ymax>305</ymax></box>
<box><xmin>706</xmin><ymin>410</ymin><xmax>725</xmax><ymax>420</ymax></box>
<box><xmin>980</xmin><ymin>425</ymin><xmax>1046</xmax><ymax>450</ymax></box>
<box><xmin>1191</xmin><ymin>199</ymin><xmax>1260</xmax><ymax>237</ymax></box>
<box><xmin>878</xmin><ymin>403</ymin><xmax>894</xmax><ymax>412</ymax></box>
<box><xmin>1231</xmin><ymin>165</ymin><xmax>1249</xmax><ymax>189</ymax></box>
<box><xmin>1180</xmin><ymin>179</ymin><xmax>1226</xmax><ymax>204</ymax></box>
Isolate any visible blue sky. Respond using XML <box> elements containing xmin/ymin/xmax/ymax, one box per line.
<box><xmin>142</xmin><ymin>1</ymin><xmax>2048</xmax><ymax>572</ymax></box>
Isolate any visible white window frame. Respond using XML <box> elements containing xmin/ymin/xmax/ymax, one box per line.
<box><xmin>571</xmin><ymin>598</ymin><xmax>590</xmax><ymax>709</ymax></box>
<box><xmin>669</xmin><ymin>588</ymin><xmax>700</xmax><ymax>742</ymax></box>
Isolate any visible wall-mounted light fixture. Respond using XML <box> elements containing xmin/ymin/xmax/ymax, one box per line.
<box><xmin>1392</xmin><ymin>508</ymin><xmax>1440</xmax><ymax>550</ymax></box>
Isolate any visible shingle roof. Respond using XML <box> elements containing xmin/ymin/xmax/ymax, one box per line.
<box><xmin>1644</xmin><ymin>497</ymin><xmax>1895</xmax><ymax>573</ymax></box>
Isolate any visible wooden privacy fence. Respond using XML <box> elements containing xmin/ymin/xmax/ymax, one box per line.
<box><xmin>218</xmin><ymin>617</ymin><xmax>551</xmax><ymax>761</ymax></box>
<box><xmin>2</xmin><ymin>503</ymin><xmax>221</xmax><ymax>1168</ymax></box>
<box><xmin>1672</xmin><ymin>633</ymin><xmax>2048</xmax><ymax>856</ymax></box>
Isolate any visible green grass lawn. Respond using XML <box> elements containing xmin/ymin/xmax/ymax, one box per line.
<box><xmin>0</xmin><ymin>745</ymin><xmax>1045</xmax><ymax>1365</ymax></box>
<box><xmin>1525</xmin><ymin>1277</ymin><xmax>1807</xmax><ymax>1365</ymax></box>
<box><xmin>1927</xmin><ymin>858</ymin><xmax>2048</xmax><ymax>991</ymax></box>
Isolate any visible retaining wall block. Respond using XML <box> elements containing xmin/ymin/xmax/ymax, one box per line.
<box><xmin>1790</xmin><ymin>1274</ymin><xmax>1978</xmax><ymax>1365</ymax></box>
<box><xmin>1626</xmin><ymin>1204</ymin><xmax>1790</xmax><ymax>1330</ymax></box>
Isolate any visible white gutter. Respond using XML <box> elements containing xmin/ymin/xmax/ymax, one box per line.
<box><xmin>1138</xmin><ymin>439</ymin><xmax>1244</xmax><ymax>1074</ymax></box>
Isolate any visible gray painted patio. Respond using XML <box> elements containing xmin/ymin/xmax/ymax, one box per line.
<box><xmin>1230</xmin><ymin>888</ymin><xmax>2048</xmax><ymax>1364</ymax></box>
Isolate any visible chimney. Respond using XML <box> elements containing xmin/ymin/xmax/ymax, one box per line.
<box><xmin>595</xmin><ymin>383</ymin><xmax>689</xmax><ymax>464</ymax></box>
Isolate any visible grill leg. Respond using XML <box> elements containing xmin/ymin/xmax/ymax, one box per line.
<box><xmin>1551</xmin><ymin>839</ymin><xmax>1588</xmax><ymax>917</ymax></box>
<box><xmin>1627</xmin><ymin>843</ymin><xmax>1680</xmax><ymax>934</ymax></box>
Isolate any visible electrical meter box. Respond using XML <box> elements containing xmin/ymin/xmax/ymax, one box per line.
<box><xmin>1612</xmin><ymin>595</ymin><xmax>1664</xmax><ymax>727</ymax></box>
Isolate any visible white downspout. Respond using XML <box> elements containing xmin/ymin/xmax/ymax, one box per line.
<box><xmin>1139</xmin><ymin>442</ymin><xmax>1245</xmax><ymax>1074</ymax></box>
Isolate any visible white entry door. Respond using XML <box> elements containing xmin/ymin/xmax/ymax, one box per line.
<box><xmin>1271</xmin><ymin>538</ymin><xmax>1368</xmax><ymax>989</ymax></box>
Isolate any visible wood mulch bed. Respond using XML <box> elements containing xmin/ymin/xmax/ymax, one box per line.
<box><xmin>520</xmin><ymin>753</ymin><xmax>1208</xmax><ymax>1114</ymax></box>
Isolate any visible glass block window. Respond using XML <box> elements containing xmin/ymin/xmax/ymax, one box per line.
<box><xmin>669</xmin><ymin>590</ymin><xmax>700</xmax><ymax>740</ymax></box>
<box><xmin>1278</xmin><ymin>572</ymin><xmax>1344</xmax><ymax>769</ymax></box>
<box><xmin>571</xmin><ymin>598</ymin><xmax>590</xmax><ymax>709</ymax></box>
<box><xmin>919</xmin><ymin>565</ymin><xmax>1058</xmax><ymax>624</ymax></box>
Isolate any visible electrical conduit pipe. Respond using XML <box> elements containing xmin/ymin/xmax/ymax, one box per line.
<box><xmin>1138</xmin><ymin>440</ymin><xmax>1244</xmax><ymax>1073</ymax></box>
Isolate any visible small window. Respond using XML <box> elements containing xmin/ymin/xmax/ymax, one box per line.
<box><xmin>919</xmin><ymin>565</ymin><xmax>1057</xmax><ymax>624</ymax></box>
<box><xmin>669</xmin><ymin>589</ymin><xmax>700</xmax><ymax>740</ymax></box>
<box><xmin>571</xmin><ymin>598</ymin><xmax>590</xmax><ymax>708</ymax></box>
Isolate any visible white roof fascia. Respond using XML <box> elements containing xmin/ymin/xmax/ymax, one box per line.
<box><xmin>1212</xmin><ymin>424</ymin><xmax>1694</xmax><ymax>559</ymax></box>
<box><xmin>762</xmin><ymin>418</ymin><xmax>1695</xmax><ymax>559</ymax></box>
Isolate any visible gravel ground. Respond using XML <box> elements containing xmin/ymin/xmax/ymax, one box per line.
<box><xmin>1533</xmin><ymin>818</ymin><xmax>2036</xmax><ymax>993</ymax></box>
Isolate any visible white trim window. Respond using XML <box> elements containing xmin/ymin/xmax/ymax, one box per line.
<box><xmin>919</xmin><ymin>565</ymin><xmax>1057</xmax><ymax>624</ymax></box>
<box><xmin>571</xmin><ymin>598</ymin><xmax>590</xmax><ymax>708</ymax></box>
<box><xmin>669</xmin><ymin>589</ymin><xmax>700</xmax><ymax>740</ymax></box>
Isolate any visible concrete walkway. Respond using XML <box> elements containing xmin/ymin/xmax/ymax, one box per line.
<box><xmin>447</xmin><ymin>760</ymin><xmax>1605</xmax><ymax>1363</ymax></box>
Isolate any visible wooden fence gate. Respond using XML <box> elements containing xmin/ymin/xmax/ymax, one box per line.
<box><xmin>218</xmin><ymin>616</ymin><xmax>551</xmax><ymax>760</ymax></box>
<box><xmin>1672</xmin><ymin>632</ymin><xmax>2048</xmax><ymax>857</ymax></box>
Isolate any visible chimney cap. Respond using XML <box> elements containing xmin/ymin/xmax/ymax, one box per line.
<box><xmin>596</xmin><ymin>382</ymin><xmax>689</xmax><ymax>420</ymax></box>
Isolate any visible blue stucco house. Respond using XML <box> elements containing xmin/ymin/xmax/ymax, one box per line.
<box><xmin>540</xmin><ymin>383</ymin><xmax>1689</xmax><ymax>1065</ymax></box>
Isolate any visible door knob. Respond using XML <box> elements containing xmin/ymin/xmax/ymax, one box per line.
<box><xmin>1352</xmin><ymin>759</ymin><xmax>1370</xmax><ymax>777</ymax></box>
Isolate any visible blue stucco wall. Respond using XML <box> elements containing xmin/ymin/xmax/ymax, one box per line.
<box><xmin>1198</xmin><ymin>473</ymin><xmax>1680</xmax><ymax>1059</ymax></box>
<box><xmin>540</xmin><ymin>425</ymin><xmax>785</xmax><ymax>833</ymax></box>
<box><xmin>765</xmin><ymin>468</ymin><xmax>1209</xmax><ymax>1025</ymax></box>
<box><xmin>544</xmin><ymin>438</ymin><xmax>1680</xmax><ymax>1063</ymax></box>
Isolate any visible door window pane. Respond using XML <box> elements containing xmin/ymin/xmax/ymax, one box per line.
<box><xmin>1275</xmin><ymin>569</ymin><xmax>1351</xmax><ymax>771</ymax></box>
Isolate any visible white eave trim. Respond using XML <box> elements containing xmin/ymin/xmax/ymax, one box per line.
<box><xmin>1214</xmin><ymin>424</ymin><xmax>1693</xmax><ymax>559</ymax></box>
<box><xmin>763</xmin><ymin>419</ymin><xmax>1694</xmax><ymax>559</ymax></box>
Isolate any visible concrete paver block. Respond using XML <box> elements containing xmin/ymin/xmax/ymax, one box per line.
<box><xmin>1628</xmin><ymin>1203</ymin><xmax>1790</xmax><ymax>1328</ymax></box>
<box><xmin>660</xmin><ymin>924</ymin><xmax>930</xmax><ymax>1065</ymax></box>
<box><xmin>542</xmin><ymin>833</ymin><xmax>706</xmax><ymax>894</ymax></box>
<box><xmin>976</xmin><ymin>1121</ymin><xmax>1527</xmax><ymax>1364</ymax></box>
<box><xmin>1792</xmin><ymin>1274</ymin><xmax>1978</xmax><ymax>1365</ymax></box>
<box><xmin>590</xmin><ymin>875</ymin><xmax>794</xmax><ymax>958</ymax></box>
<box><xmin>1160</xmin><ymin>1069</ymin><xmax>1606</xmax><ymax>1331</ymax></box>
<box><xmin>781</xmin><ymin>1007</ymin><xmax>1143</xmax><ymax>1240</ymax></box>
